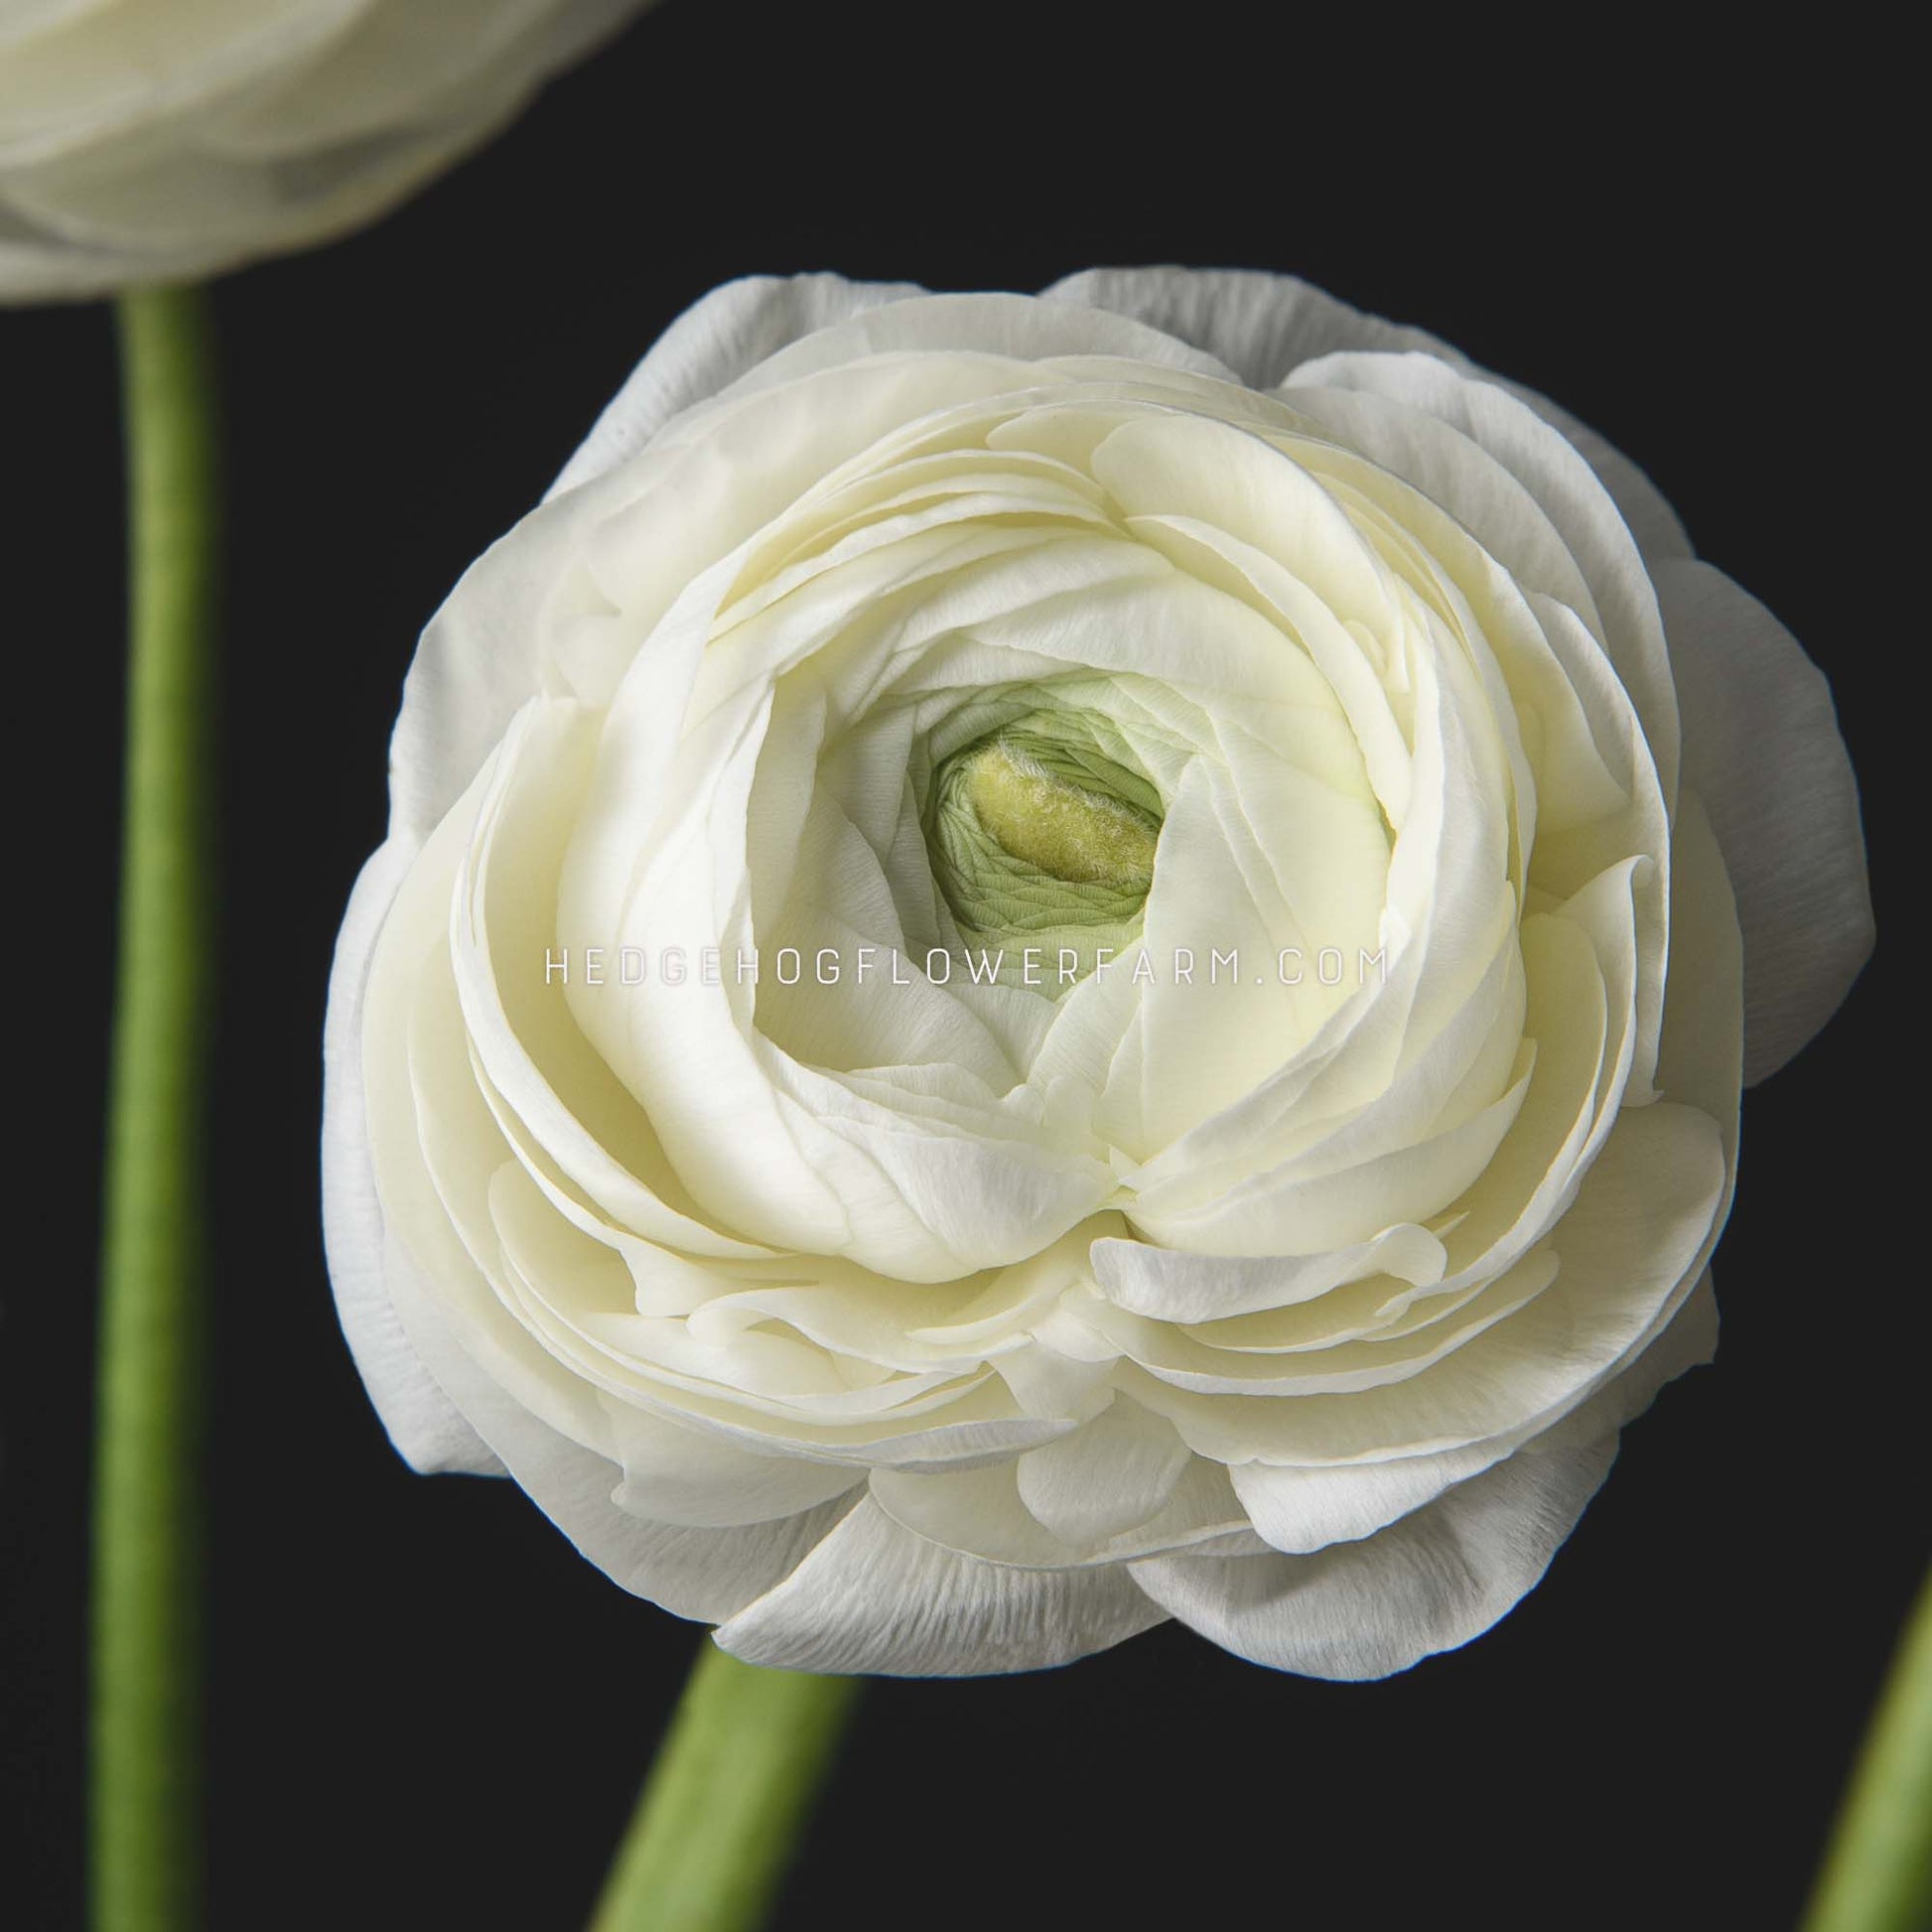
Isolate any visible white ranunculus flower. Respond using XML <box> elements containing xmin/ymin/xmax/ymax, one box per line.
<box><xmin>324</xmin><ymin>270</ymin><xmax>1872</xmax><ymax>1678</ymax></box>
<box><xmin>0</xmin><ymin>0</ymin><xmax>653</xmax><ymax>301</ymax></box>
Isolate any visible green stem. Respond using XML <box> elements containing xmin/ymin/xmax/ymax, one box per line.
<box><xmin>589</xmin><ymin>1644</ymin><xmax>860</xmax><ymax>1932</ymax></box>
<box><xmin>92</xmin><ymin>283</ymin><xmax>220</xmax><ymax>1932</ymax></box>
<box><xmin>1802</xmin><ymin>1565</ymin><xmax>1932</xmax><ymax>1932</ymax></box>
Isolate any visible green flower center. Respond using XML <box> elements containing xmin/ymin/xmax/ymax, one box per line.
<box><xmin>962</xmin><ymin>741</ymin><xmax>1159</xmax><ymax>888</ymax></box>
<box><xmin>924</xmin><ymin>713</ymin><xmax>1163</xmax><ymax>947</ymax></box>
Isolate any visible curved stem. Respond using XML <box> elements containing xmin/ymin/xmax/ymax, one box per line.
<box><xmin>92</xmin><ymin>283</ymin><xmax>220</xmax><ymax>1932</ymax></box>
<box><xmin>589</xmin><ymin>1644</ymin><xmax>860</xmax><ymax>1932</ymax></box>
<box><xmin>1802</xmin><ymin>1565</ymin><xmax>1932</xmax><ymax>1932</ymax></box>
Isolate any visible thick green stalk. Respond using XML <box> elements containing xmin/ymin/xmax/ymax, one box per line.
<box><xmin>589</xmin><ymin>1645</ymin><xmax>860</xmax><ymax>1932</ymax></box>
<box><xmin>92</xmin><ymin>283</ymin><xmax>220</xmax><ymax>1932</ymax></box>
<box><xmin>1802</xmin><ymin>1565</ymin><xmax>1932</xmax><ymax>1932</ymax></box>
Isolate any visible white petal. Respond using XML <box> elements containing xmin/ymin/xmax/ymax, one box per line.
<box><xmin>380</xmin><ymin>1187</ymin><xmax>856</xmax><ymax>1621</ymax></box>
<box><xmin>1128</xmin><ymin>1096</ymin><xmax>1725</xmax><ymax>1466</ymax></box>
<box><xmin>202</xmin><ymin>1</ymin><xmax>583</xmax><ymax>159</ymax></box>
<box><xmin>1046</xmin><ymin>264</ymin><xmax>1691</xmax><ymax>565</ymax></box>
<box><xmin>1014</xmin><ymin>1396</ymin><xmax>1192</xmax><ymax>1546</ymax></box>
<box><xmin>868</xmin><ymin>1452</ymin><xmax>1258</xmax><ymax>1571</ymax></box>
<box><xmin>0</xmin><ymin>0</ymin><xmax>655</xmax><ymax>300</ymax></box>
<box><xmin>1228</xmin><ymin>1271</ymin><xmax>1719</xmax><ymax>1557</ymax></box>
<box><xmin>700</xmin><ymin>288</ymin><xmax>1235</xmax><ymax>403</ymax></box>
<box><xmin>321</xmin><ymin>836</ymin><xmax>498</xmax><ymax>1474</ymax></box>
<box><xmin>1089</xmin><ymin>1221</ymin><xmax>1448</xmax><ymax>1325</ymax></box>
<box><xmin>1656</xmin><ymin>559</ymin><xmax>1872</xmax><ymax>1082</ymax></box>
<box><xmin>546</xmin><ymin>273</ymin><xmax>926</xmax><ymax>497</ymax></box>
<box><xmin>1042</xmin><ymin>265</ymin><xmax>1444</xmax><ymax>390</ymax></box>
<box><xmin>1283</xmin><ymin>350</ymin><xmax>1682</xmax><ymax>811</ymax></box>
<box><xmin>1655</xmin><ymin>785</ymin><xmax>1746</xmax><ymax>1134</ymax></box>
<box><xmin>1190</xmin><ymin>809</ymin><xmax>1736</xmax><ymax>1562</ymax></box>
<box><xmin>607</xmin><ymin>1401</ymin><xmax>862</xmax><ymax>1530</ymax></box>
<box><xmin>0</xmin><ymin>0</ymin><xmax>370</xmax><ymax>168</ymax></box>
<box><xmin>714</xmin><ymin>1495</ymin><xmax>1167</xmax><ymax>1675</ymax></box>
<box><xmin>1132</xmin><ymin>1435</ymin><xmax>1617</xmax><ymax>1680</ymax></box>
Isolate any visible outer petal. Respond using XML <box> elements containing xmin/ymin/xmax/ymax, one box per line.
<box><xmin>1167</xmin><ymin>791</ymin><xmax>1746</xmax><ymax>1591</ymax></box>
<box><xmin>378</xmin><ymin>1177</ymin><xmax>858</xmax><ymax>1622</ymax></box>
<box><xmin>713</xmin><ymin>1496</ymin><xmax>1168</xmax><ymax>1675</ymax></box>
<box><xmin>0</xmin><ymin>0</ymin><xmax>655</xmax><ymax>302</ymax></box>
<box><xmin>1044</xmin><ymin>264</ymin><xmax>1693</xmax><ymax>566</ymax></box>
<box><xmin>546</xmin><ymin>273</ymin><xmax>926</xmax><ymax>497</ymax></box>
<box><xmin>1131</xmin><ymin>1436</ymin><xmax>1618</xmax><ymax>1680</ymax></box>
<box><xmin>1280</xmin><ymin>346</ymin><xmax>1682</xmax><ymax>811</ymax></box>
<box><xmin>412</xmin><ymin>279</ymin><xmax>1173</xmax><ymax>848</ymax></box>
<box><xmin>1656</xmin><ymin>558</ymin><xmax>1873</xmax><ymax>1082</ymax></box>
<box><xmin>321</xmin><ymin>837</ymin><xmax>498</xmax><ymax>1474</ymax></box>
<box><xmin>548</xmin><ymin>273</ymin><xmax>1249</xmax><ymax>503</ymax></box>
<box><xmin>1227</xmin><ymin>1269</ymin><xmax>1719</xmax><ymax>1558</ymax></box>
<box><xmin>1044</xmin><ymin>265</ymin><xmax>1444</xmax><ymax>389</ymax></box>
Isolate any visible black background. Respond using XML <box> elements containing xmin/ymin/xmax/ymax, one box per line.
<box><xmin>4</xmin><ymin>5</ymin><xmax>1920</xmax><ymax>1928</ymax></box>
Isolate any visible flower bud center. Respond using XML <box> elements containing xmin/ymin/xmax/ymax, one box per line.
<box><xmin>961</xmin><ymin>741</ymin><xmax>1159</xmax><ymax>889</ymax></box>
<box><xmin>922</xmin><ymin>711</ymin><xmax>1164</xmax><ymax>960</ymax></box>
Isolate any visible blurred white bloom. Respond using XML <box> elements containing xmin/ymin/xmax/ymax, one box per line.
<box><xmin>324</xmin><ymin>270</ymin><xmax>1871</xmax><ymax>1677</ymax></box>
<box><xmin>0</xmin><ymin>0</ymin><xmax>653</xmax><ymax>300</ymax></box>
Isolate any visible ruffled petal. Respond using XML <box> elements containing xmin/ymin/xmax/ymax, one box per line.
<box><xmin>546</xmin><ymin>274</ymin><xmax>926</xmax><ymax>497</ymax></box>
<box><xmin>322</xmin><ymin>835</ymin><xmax>499</xmax><ymax>1474</ymax></box>
<box><xmin>714</xmin><ymin>1495</ymin><xmax>1167</xmax><ymax>1675</ymax></box>
<box><xmin>1046</xmin><ymin>264</ymin><xmax>1692</xmax><ymax>567</ymax></box>
<box><xmin>1657</xmin><ymin>559</ymin><xmax>1872</xmax><ymax>1082</ymax></box>
<box><xmin>1131</xmin><ymin>1435</ymin><xmax>1617</xmax><ymax>1680</ymax></box>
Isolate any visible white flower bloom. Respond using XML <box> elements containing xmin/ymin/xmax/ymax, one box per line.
<box><xmin>323</xmin><ymin>270</ymin><xmax>1872</xmax><ymax>1678</ymax></box>
<box><xmin>0</xmin><ymin>0</ymin><xmax>653</xmax><ymax>301</ymax></box>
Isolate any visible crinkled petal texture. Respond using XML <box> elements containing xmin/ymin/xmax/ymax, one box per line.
<box><xmin>0</xmin><ymin>0</ymin><xmax>653</xmax><ymax>300</ymax></box>
<box><xmin>324</xmin><ymin>270</ymin><xmax>1871</xmax><ymax>1678</ymax></box>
